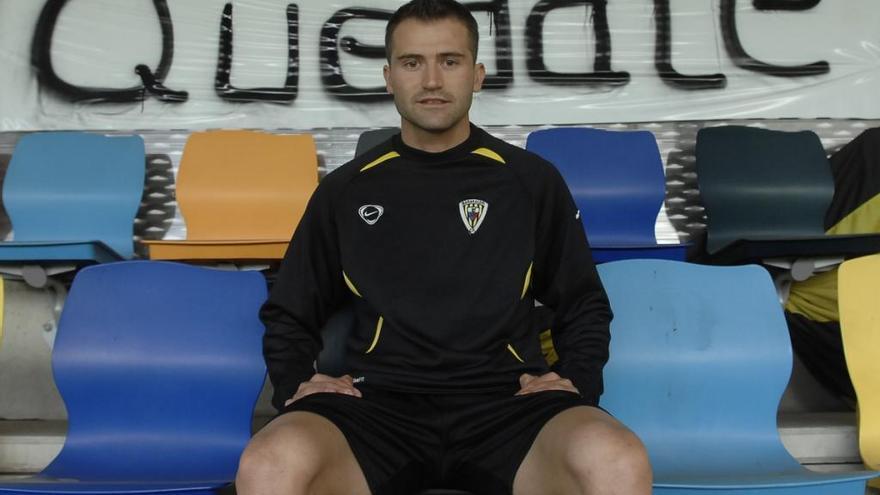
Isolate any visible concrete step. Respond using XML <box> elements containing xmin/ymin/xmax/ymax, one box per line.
<box><xmin>779</xmin><ymin>412</ymin><xmax>862</xmax><ymax>464</ymax></box>
<box><xmin>0</xmin><ymin>420</ymin><xmax>64</xmax><ymax>474</ymax></box>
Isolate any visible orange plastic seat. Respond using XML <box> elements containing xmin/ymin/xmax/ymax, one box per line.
<box><xmin>145</xmin><ymin>130</ymin><xmax>318</xmax><ymax>261</ymax></box>
<box><xmin>838</xmin><ymin>254</ymin><xmax>880</xmax><ymax>485</ymax></box>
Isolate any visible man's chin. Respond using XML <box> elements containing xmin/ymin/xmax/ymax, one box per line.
<box><xmin>404</xmin><ymin>115</ymin><xmax>461</xmax><ymax>134</ymax></box>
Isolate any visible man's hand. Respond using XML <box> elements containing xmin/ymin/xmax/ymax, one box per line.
<box><xmin>284</xmin><ymin>374</ymin><xmax>363</xmax><ymax>407</ymax></box>
<box><xmin>516</xmin><ymin>371</ymin><xmax>579</xmax><ymax>396</ymax></box>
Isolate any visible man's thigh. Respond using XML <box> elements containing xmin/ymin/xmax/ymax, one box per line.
<box><xmin>249</xmin><ymin>410</ymin><xmax>371</xmax><ymax>495</ymax></box>
<box><xmin>513</xmin><ymin>406</ymin><xmax>649</xmax><ymax>495</ymax></box>
<box><xmin>283</xmin><ymin>389</ymin><xmax>440</xmax><ymax>494</ymax></box>
<box><xmin>447</xmin><ymin>390</ymin><xmax>585</xmax><ymax>494</ymax></box>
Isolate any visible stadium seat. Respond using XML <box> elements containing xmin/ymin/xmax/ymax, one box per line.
<box><xmin>782</xmin><ymin>128</ymin><xmax>880</xmax><ymax>402</ymax></box>
<box><xmin>838</xmin><ymin>254</ymin><xmax>880</xmax><ymax>487</ymax></box>
<box><xmin>144</xmin><ymin>130</ymin><xmax>318</xmax><ymax>261</ymax></box>
<box><xmin>355</xmin><ymin>127</ymin><xmax>400</xmax><ymax>157</ymax></box>
<box><xmin>0</xmin><ymin>132</ymin><xmax>144</xmax><ymax>269</ymax></box>
<box><xmin>599</xmin><ymin>259</ymin><xmax>877</xmax><ymax>495</ymax></box>
<box><xmin>526</xmin><ymin>127</ymin><xmax>687</xmax><ymax>263</ymax></box>
<box><xmin>695</xmin><ymin>126</ymin><xmax>880</xmax><ymax>271</ymax></box>
<box><xmin>0</xmin><ymin>261</ymin><xmax>267</xmax><ymax>495</ymax></box>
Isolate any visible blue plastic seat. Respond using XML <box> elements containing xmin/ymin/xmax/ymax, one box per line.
<box><xmin>526</xmin><ymin>127</ymin><xmax>687</xmax><ymax>263</ymax></box>
<box><xmin>598</xmin><ymin>259</ymin><xmax>876</xmax><ymax>495</ymax></box>
<box><xmin>0</xmin><ymin>132</ymin><xmax>145</xmax><ymax>264</ymax></box>
<box><xmin>0</xmin><ymin>261</ymin><xmax>267</xmax><ymax>495</ymax></box>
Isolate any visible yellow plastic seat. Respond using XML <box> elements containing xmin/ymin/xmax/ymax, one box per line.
<box><xmin>838</xmin><ymin>254</ymin><xmax>880</xmax><ymax>483</ymax></box>
<box><xmin>145</xmin><ymin>130</ymin><xmax>318</xmax><ymax>261</ymax></box>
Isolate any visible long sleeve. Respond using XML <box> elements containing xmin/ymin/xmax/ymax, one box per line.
<box><xmin>531</xmin><ymin>166</ymin><xmax>612</xmax><ymax>407</ymax></box>
<box><xmin>261</xmin><ymin>178</ymin><xmax>347</xmax><ymax>411</ymax></box>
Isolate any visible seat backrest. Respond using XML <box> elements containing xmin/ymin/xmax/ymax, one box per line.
<box><xmin>598</xmin><ymin>259</ymin><xmax>799</xmax><ymax>476</ymax></box>
<box><xmin>526</xmin><ymin>127</ymin><xmax>666</xmax><ymax>246</ymax></box>
<box><xmin>176</xmin><ymin>130</ymin><xmax>318</xmax><ymax>241</ymax></box>
<box><xmin>838</xmin><ymin>254</ymin><xmax>880</xmax><ymax>469</ymax></box>
<box><xmin>355</xmin><ymin>128</ymin><xmax>400</xmax><ymax>158</ymax></box>
<box><xmin>696</xmin><ymin>126</ymin><xmax>834</xmax><ymax>254</ymax></box>
<box><xmin>2</xmin><ymin>132</ymin><xmax>145</xmax><ymax>259</ymax></box>
<box><xmin>42</xmin><ymin>261</ymin><xmax>267</xmax><ymax>481</ymax></box>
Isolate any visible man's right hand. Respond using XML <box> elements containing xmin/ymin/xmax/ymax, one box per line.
<box><xmin>284</xmin><ymin>374</ymin><xmax>363</xmax><ymax>407</ymax></box>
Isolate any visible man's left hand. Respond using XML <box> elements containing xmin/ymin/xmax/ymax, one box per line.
<box><xmin>516</xmin><ymin>371</ymin><xmax>579</xmax><ymax>396</ymax></box>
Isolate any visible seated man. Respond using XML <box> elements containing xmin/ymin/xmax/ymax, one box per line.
<box><xmin>236</xmin><ymin>0</ymin><xmax>651</xmax><ymax>493</ymax></box>
<box><xmin>783</xmin><ymin>128</ymin><xmax>880</xmax><ymax>406</ymax></box>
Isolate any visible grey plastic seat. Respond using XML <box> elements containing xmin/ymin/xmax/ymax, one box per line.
<box><xmin>355</xmin><ymin>127</ymin><xmax>400</xmax><ymax>157</ymax></box>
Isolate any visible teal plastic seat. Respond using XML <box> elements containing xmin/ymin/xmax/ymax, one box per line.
<box><xmin>0</xmin><ymin>132</ymin><xmax>145</xmax><ymax>264</ymax></box>
<box><xmin>598</xmin><ymin>259</ymin><xmax>877</xmax><ymax>495</ymax></box>
<box><xmin>696</xmin><ymin>126</ymin><xmax>880</xmax><ymax>265</ymax></box>
<box><xmin>0</xmin><ymin>261</ymin><xmax>267</xmax><ymax>494</ymax></box>
<box><xmin>526</xmin><ymin>127</ymin><xmax>687</xmax><ymax>263</ymax></box>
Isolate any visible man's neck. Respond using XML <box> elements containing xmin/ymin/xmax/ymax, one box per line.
<box><xmin>399</xmin><ymin>119</ymin><xmax>472</xmax><ymax>153</ymax></box>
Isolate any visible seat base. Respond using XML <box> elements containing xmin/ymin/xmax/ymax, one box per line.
<box><xmin>143</xmin><ymin>241</ymin><xmax>288</xmax><ymax>261</ymax></box>
<box><xmin>0</xmin><ymin>242</ymin><xmax>121</xmax><ymax>265</ymax></box>
<box><xmin>652</xmin><ymin>462</ymin><xmax>876</xmax><ymax>494</ymax></box>
<box><xmin>592</xmin><ymin>244</ymin><xmax>688</xmax><ymax>264</ymax></box>
<box><xmin>704</xmin><ymin>234</ymin><xmax>880</xmax><ymax>265</ymax></box>
<box><xmin>0</xmin><ymin>477</ymin><xmax>225</xmax><ymax>495</ymax></box>
<box><xmin>653</xmin><ymin>479</ymin><xmax>868</xmax><ymax>495</ymax></box>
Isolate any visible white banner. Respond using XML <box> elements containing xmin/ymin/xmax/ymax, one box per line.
<box><xmin>0</xmin><ymin>0</ymin><xmax>878</xmax><ymax>131</ymax></box>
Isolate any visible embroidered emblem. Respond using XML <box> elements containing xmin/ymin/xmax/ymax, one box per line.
<box><xmin>459</xmin><ymin>199</ymin><xmax>489</xmax><ymax>234</ymax></box>
<box><xmin>358</xmin><ymin>204</ymin><xmax>384</xmax><ymax>225</ymax></box>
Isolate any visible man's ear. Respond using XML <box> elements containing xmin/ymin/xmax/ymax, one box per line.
<box><xmin>383</xmin><ymin>65</ymin><xmax>393</xmax><ymax>94</ymax></box>
<box><xmin>473</xmin><ymin>62</ymin><xmax>486</xmax><ymax>92</ymax></box>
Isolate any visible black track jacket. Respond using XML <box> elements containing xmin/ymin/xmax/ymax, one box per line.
<box><xmin>261</xmin><ymin>124</ymin><xmax>612</xmax><ymax>411</ymax></box>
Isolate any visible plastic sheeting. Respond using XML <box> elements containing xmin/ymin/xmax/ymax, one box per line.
<box><xmin>0</xmin><ymin>0</ymin><xmax>878</xmax><ymax>130</ymax></box>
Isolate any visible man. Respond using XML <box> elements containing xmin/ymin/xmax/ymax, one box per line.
<box><xmin>236</xmin><ymin>0</ymin><xmax>651</xmax><ymax>493</ymax></box>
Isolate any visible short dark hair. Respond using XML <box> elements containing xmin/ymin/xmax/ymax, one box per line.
<box><xmin>385</xmin><ymin>0</ymin><xmax>479</xmax><ymax>63</ymax></box>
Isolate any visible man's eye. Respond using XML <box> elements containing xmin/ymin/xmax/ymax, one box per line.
<box><xmin>444</xmin><ymin>59</ymin><xmax>458</xmax><ymax>66</ymax></box>
<box><xmin>403</xmin><ymin>60</ymin><xmax>418</xmax><ymax>69</ymax></box>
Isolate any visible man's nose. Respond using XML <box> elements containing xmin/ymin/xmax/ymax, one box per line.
<box><xmin>422</xmin><ymin>63</ymin><xmax>442</xmax><ymax>89</ymax></box>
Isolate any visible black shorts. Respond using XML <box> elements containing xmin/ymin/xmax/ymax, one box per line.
<box><xmin>277</xmin><ymin>385</ymin><xmax>587</xmax><ymax>495</ymax></box>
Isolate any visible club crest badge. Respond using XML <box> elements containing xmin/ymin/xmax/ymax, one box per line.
<box><xmin>358</xmin><ymin>204</ymin><xmax>384</xmax><ymax>225</ymax></box>
<box><xmin>459</xmin><ymin>199</ymin><xmax>489</xmax><ymax>234</ymax></box>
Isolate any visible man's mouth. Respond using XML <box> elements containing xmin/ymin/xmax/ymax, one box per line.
<box><xmin>417</xmin><ymin>97</ymin><xmax>450</xmax><ymax>105</ymax></box>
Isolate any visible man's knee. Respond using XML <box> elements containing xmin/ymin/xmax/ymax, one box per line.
<box><xmin>563</xmin><ymin>413</ymin><xmax>652</xmax><ymax>488</ymax></box>
<box><xmin>236</xmin><ymin>413</ymin><xmax>330</xmax><ymax>488</ymax></box>
<box><xmin>237</xmin><ymin>440</ymin><xmax>280</xmax><ymax>485</ymax></box>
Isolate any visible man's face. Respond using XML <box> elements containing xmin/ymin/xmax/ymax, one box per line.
<box><xmin>384</xmin><ymin>17</ymin><xmax>486</xmax><ymax>134</ymax></box>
